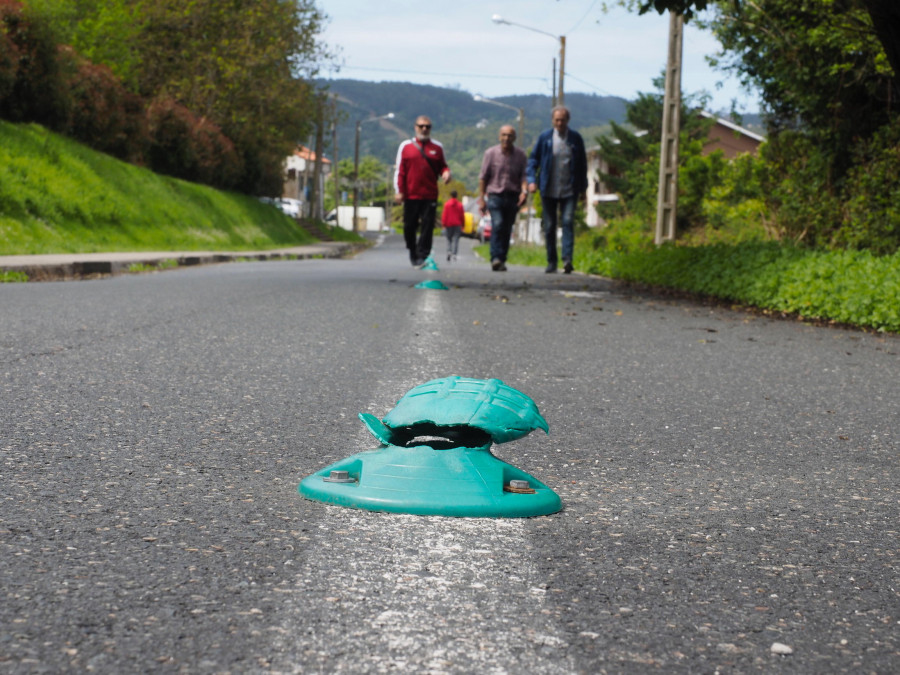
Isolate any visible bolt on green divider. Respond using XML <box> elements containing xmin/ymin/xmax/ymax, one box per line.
<box><xmin>299</xmin><ymin>376</ymin><xmax>562</xmax><ymax>517</ymax></box>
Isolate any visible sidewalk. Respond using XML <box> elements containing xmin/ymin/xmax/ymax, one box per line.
<box><xmin>0</xmin><ymin>241</ymin><xmax>362</xmax><ymax>281</ymax></box>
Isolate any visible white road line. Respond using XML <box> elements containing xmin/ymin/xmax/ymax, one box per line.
<box><xmin>275</xmin><ymin>288</ymin><xmax>574</xmax><ymax>674</ymax></box>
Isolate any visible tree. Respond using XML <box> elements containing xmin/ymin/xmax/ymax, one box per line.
<box><xmin>861</xmin><ymin>0</ymin><xmax>900</xmax><ymax>84</ymax></box>
<box><xmin>0</xmin><ymin>0</ymin><xmax>71</xmax><ymax>129</ymax></box>
<box><xmin>27</xmin><ymin>0</ymin><xmax>144</xmax><ymax>89</ymax></box>
<box><xmin>636</xmin><ymin>0</ymin><xmax>898</xmax><ymax>84</ymax></box>
<box><xmin>29</xmin><ymin>0</ymin><xmax>333</xmax><ymax>194</ymax></box>
<box><xmin>596</xmin><ymin>79</ymin><xmax>713</xmax><ymax>226</ymax></box>
<box><xmin>132</xmin><ymin>0</ymin><xmax>328</xmax><ymax>194</ymax></box>
<box><xmin>702</xmin><ymin>2</ymin><xmax>893</xmax><ymax>168</ymax></box>
<box><xmin>619</xmin><ymin>0</ymin><xmax>900</xmax><ymax>251</ymax></box>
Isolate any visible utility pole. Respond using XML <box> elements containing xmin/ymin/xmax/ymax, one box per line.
<box><xmin>303</xmin><ymin>134</ymin><xmax>313</xmax><ymax>219</ymax></box>
<box><xmin>558</xmin><ymin>36</ymin><xmax>566</xmax><ymax>106</ymax></box>
<box><xmin>353</xmin><ymin>120</ymin><xmax>361</xmax><ymax>232</ymax></box>
<box><xmin>655</xmin><ymin>11</ymin><xmax>683</xmax><ymax>245</ymax></box>
<box><xmin>312</xmin><ymin>96</ymin><xmax>325</xmax><ymax>221</ymax></box>
<box><xmin>332</xmin><ymin>96</ymin><xmax>340</xmax><ymax>220</ymax></box>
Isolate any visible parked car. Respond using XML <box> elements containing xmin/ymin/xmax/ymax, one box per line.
<box><xmin>462</xmin><ymin>211</ymin><xmax>477</xmax><ymax>238</ymax></box>
<box><xmin>477</xmin><ymin>213</ymin><xmax>492</xmax><ymax>243</ymax></box>
<box><xmin>258</xmin><ymin>197</ymin><xmax>302</xmax><ymax>218</ymax></box>
<box><xmin>277</xmin><ymin>198</ymin><xmax>302</xmax><ymax>218</ymax></box>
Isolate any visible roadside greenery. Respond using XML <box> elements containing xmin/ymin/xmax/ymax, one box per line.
<box><xmin>577</xmin><ymin>224</ymin><xmax>900</xmax><ymax>332</ymax></box>
<box><xmin>545</xmin><ymin>1</ymin><xmax>900</xmax><ymax>332</ymax></box>
<box><xmin>0</xmin><ymin>120</ymin><xmax>358</xmax><ymax>254</ymax></box>
<box><xmin>0</xmin><ymin>269</ymin><xmax>28</xmax><ymax>282</ymax></box>
<box><xmin>608</xmin><ymin>0</ymin><xmax>900</xmax><ymax>253</ymax></box>
<box><xmin>491</xmin><ymin>229</ymin><xmax>900</xmax><ymax>333</ymax></box>
<box><xmin>1</xmin><ymin>0</ymin><xmax>330</xmax><ymax>194</ymax></box>
<box><xmin>127</xmin><ymin>259</ymin><xmax>177</xmax><ymax>273</ymax></box>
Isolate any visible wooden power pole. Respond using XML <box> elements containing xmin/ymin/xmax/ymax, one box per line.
<box><xmin>332</xmin><ymin>96</ymin><xmax>340</xmax><ymax>219</ymax></box>
<box><xmin>655</xmin><ymin>12</ymin><xmax>683</xmax><ymax>245</ymax></box>
<box><xmin>312</xmin><ymin>96</ymin><xmax>325</xmax><ymax>221</ymax></box>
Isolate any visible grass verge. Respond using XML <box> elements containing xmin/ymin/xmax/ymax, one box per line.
<box><xmin>0</xmin><ymin>120</ymin><xmax>363</xmax><ymax>255</ymax></box>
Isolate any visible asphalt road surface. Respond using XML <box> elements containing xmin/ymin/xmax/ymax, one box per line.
<box><xmin>2</xmin><ymin>234</ymin><xmax>898</xmax><ymax>674</ymax></box>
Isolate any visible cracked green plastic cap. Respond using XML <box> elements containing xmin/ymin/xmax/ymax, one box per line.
<box><xmin>382</xmin><ymin>376</ymin><xmax>549</xmax><ymax>445</ymax></box>
<box><xmin>298</xmin><ymin>377</ymin><xmax>561</xmax><ymax>518</ymax></box>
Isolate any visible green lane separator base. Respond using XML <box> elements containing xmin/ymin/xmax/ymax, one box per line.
<box><xmin>299</xmin><ymin>443</ymin><xmax>562</xmax><ymax>518</ymax></box>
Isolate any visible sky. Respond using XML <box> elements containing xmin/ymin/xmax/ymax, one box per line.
<box><xmin>318</xmin><ymin>0</ymin><xmax>761</xmax><ymax>115</ymax></box>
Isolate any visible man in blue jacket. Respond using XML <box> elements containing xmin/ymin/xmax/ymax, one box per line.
<box><xmin>526</xmin><ymin>106</ymin><xmax>588</xmax><ymax>273</ymax></box>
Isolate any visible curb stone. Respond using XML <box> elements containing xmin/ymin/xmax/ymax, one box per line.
<box><xmin>0</xmin><ymin>242</ymin><xmax>365</xmax><ymax>282</ymax></box>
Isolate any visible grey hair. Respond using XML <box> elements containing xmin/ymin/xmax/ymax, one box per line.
<box><xmin>551</xmin><ymin>105</ymin><xmax>571</xmax><ymax>120</ymax></box>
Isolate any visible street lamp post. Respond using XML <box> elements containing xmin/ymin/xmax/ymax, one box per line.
<box><xmin>492</xmin><ymin>14</ymin><xmax>565</xmax><ymax>106</ymax></box>
<box><xmin>354</xmin><ymin>112</ymin><xmax>394</xmax><ymax>232</ymax></box>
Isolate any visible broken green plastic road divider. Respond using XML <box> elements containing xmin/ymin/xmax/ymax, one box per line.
<box><xmin>299</xmin><ymin>376</ymin><xmax>562</xmax><ymax>517</ymax></box>
<box><xmin>414</xmin><ymin>280</ymin><xmax>449</xmax><ymax>290</ymax></box>
<box><xmin>421</xmin><ymin>256</ymin><xmax>439</xmax><ymax>271</ymax></box>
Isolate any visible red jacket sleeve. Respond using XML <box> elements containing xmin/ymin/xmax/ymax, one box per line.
<box><xmin>394</xmin><ymin>141</ymin><xmax>409</xmax><ymax>195</ymax></box>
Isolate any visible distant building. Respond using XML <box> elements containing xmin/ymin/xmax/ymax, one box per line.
<box><xmin>699</xmin><ymin>111</ymin><xmax>765</xmax><ymax>159</ymax></box>
<box><xmin>586</xmin><ymin>113</ymin><xmax>765</xmax><ymax>227</ymax></box>
<box><xmin>585</xmin><ymin>148</ymin><xmax>615</xmax><ymax>228</ymax></box>
<box><xmin>283</xmin><ymin>146</ymin><xmax>331</xmax><ymax>219</ymax></box>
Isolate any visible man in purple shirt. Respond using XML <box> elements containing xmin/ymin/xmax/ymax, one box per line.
<box><xmin>477</xmin><ymin>125</ymin><xmax>528</xmax><ymax>272</ymax></box>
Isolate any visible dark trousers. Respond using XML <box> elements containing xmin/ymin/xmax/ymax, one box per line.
<box><xmin>444</xmin><ymin>225</ymin><xmax>462</xmax><ymax>256</ymax></box>
<box><xmin>403</xmin><ymin>200</ymin><xmax>437</xmax><ymax>262</ymax></box>
<box><xmin>540</xmin><ymin>194</ymin><xmax>577</xmax><ymax>266</ymax></box>
<box><xmin>487</xmin><ymin>191</ymin><xmax>519</xmax><ymax>263</ymax></box>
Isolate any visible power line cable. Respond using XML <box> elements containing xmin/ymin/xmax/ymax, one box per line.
<box><xmin>567</xmin><ymin>0</ymin><xmax>601</xmax><ymax>35</ymax></box>
<box><xmin>329</xmin><ymin>65</ymin><xmax>547</xmax><ymax>83</ymax></box>
<box><xmin>563</xmin><ymin>72</ymin><xmax>615</xmax><ymax>97</ymax></box>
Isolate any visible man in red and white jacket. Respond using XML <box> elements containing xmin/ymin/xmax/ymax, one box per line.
<box><xmin>394</xmin><ymin>115</ymin><xmax>451</xmax><ymax>266</ymax></box>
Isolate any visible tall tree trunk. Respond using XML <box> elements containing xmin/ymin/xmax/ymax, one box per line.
<box><xmin>861</xmin><ymin>0</ymin><xmax>900</xmax><ymax>85</ymax></box>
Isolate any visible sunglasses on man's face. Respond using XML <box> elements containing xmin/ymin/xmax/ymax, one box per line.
<box><xmin>416</xmin><ymin>124</ymin><xmax>431</xmax><ymax>129</ymax></box>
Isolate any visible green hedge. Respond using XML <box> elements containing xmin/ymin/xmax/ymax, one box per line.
<box><xmin>579</xmin><ymin>240</ymin><xmax>900</xmax><ymax>333</ymax></box>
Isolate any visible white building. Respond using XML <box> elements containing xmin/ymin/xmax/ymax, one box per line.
<box><xmin>282</xmin><ymin>146</ymin><xmax>331</xmax><ymax>220</ymax></box>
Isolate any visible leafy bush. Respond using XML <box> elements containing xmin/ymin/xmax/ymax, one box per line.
<box><xmin>575</xmin><ymin>237</ymin><xmax>900</xmax><ymax>333</ymax></box>
<box><xmin>0</xmin><ymin>8</ymin><xmax>19</xmax><ymax>101</ymax></box>
<box><xmin>836</xmin><ymin>118</ymin><xmax>900</xmax><ymax>255</ymax></box>
<box><xmin>759</xmin><ymin>132</ymin><xmax>842</xmax><ymax>247</ymax></box>
<box><xmin>676</xmin><ymin>139</ymin><xmax>725</xmax><ymax>229</ymax></box>
<box><xmin>0</xmin><ymin>0</ymin><xmax>71</xmax><ymax>129</ymax></box>
<box><xmin>60</xmin><ymin>47</ymin><xmax>147</xmax><ymax>163</ymax></box>
<box><xmin>145</xmin><ymin>98</ymin><xmax>243</xmax><ymax>190</ymax></box>
<box><xmin>584</xmin><ymin>214</ymin><xmax>653</xmax><ymax>255</ymax></box>
<box><xmin>694</xmin><ymin>152</ymin><xmax>772</xmax><ymax>244</ymax></box>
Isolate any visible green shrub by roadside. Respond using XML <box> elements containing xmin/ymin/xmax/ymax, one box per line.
<box><xmin>0</xmin><ymin>120</ymin><xmax>358</xmax><ymax>255</ymax></box>
<box><xmin>492</xmin><ymin>228</ymin><xmax>900</xmax><ymax>333</ymax></box>
<box><xmin>582</xmin><ymin>239</ymin><xmax>900</xmax><ymax>333</ymax></box>
<box><xmin>0</xmin><ymin>269</ymin><xmax>28</xmax><ymax>282</ymax></box>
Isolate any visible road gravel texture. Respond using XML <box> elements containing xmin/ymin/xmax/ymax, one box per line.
<box><xmin>1</xmin><ymin>234</ymin><xmax>897</xmax><ymax>673</ymax></box>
